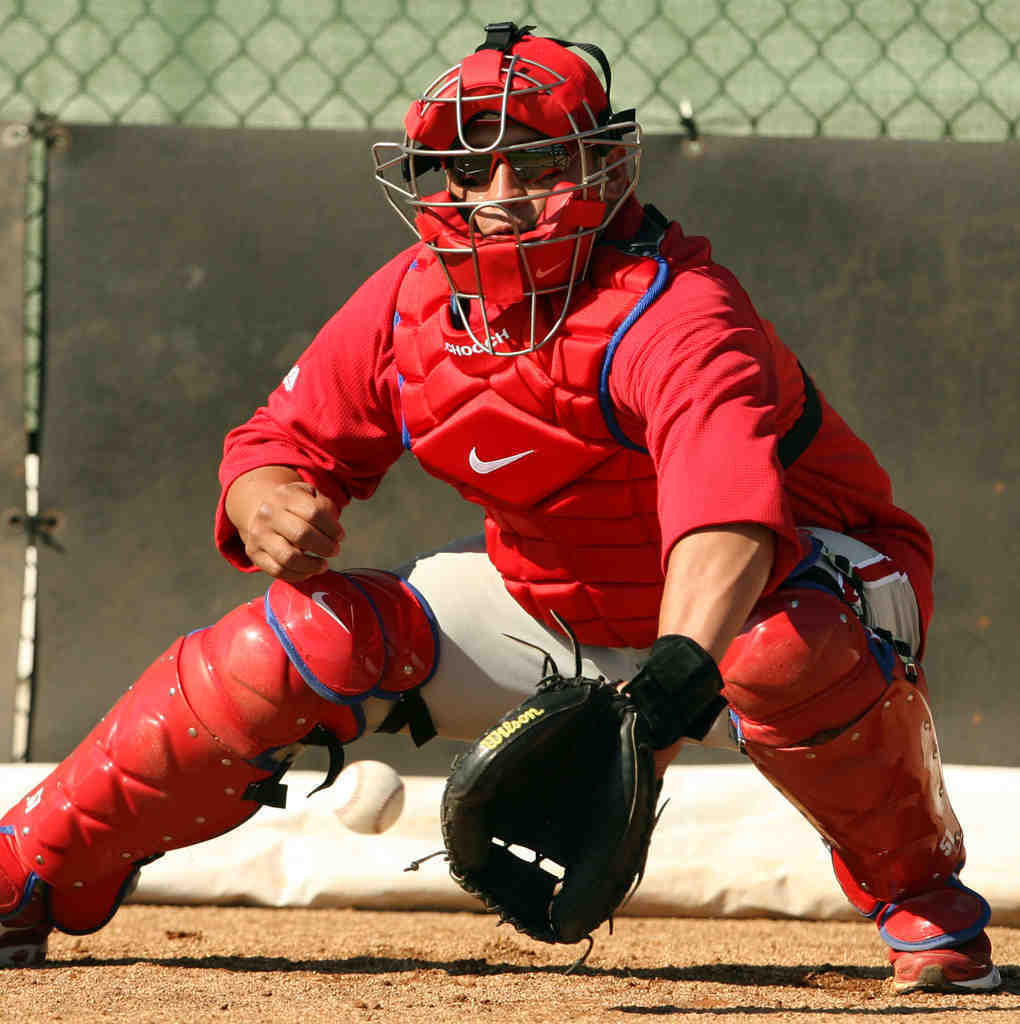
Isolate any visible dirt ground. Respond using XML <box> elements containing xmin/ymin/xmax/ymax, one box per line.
<box><xmin>0</xmin><ymin>907</ymin><xmax>1017</xmax><ymax>1023</ymax></box>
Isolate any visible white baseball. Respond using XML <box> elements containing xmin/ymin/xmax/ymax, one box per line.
<box><xmin>333</xmin><ymin>760</ymin><xmax>405</xmax><ymax>834</ymax></box>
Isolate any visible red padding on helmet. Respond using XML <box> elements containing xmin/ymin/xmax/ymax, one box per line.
<box><xmin>459</xmin><ymin>48</ymin><xmax>503</xmax><ymax>92</ymax></box>
<box><xmin>405</xmin><ymin>37</ymin><xmax>609</xmax><ymax>148</ymax></box>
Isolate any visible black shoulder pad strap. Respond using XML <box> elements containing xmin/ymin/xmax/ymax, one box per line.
<box><xmin>777</xmin><ymin>362</ymin><xmax>822</xmax><ymax>468</ymax></box>
<box><xmin>620</xmin><ymin>203</ymin><xmax>670</xmax><ymax>257</ymax></box>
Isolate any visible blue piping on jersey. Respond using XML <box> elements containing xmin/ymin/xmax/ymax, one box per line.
<box><xmin>396</xmin><ymin>371</ymin><xmax>412</xmax><ymax>450</ymax></box>
<box><xmin>598</xmin><ymin>255</ymin><xmax>670</xmax><ymax>453</ymax></box>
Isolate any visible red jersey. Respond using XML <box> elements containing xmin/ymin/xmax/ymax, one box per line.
<box><xmin>216</xmin><ymin>215</ymin><xmax>933</xmax><ymax>641</ymax></box>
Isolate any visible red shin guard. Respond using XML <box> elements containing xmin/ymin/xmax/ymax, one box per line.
<box><xmin>0</xmin><ymin>601</ymin><xmax>322</xmax><ymax>932</ymax></box>
<box><xmin>0</xmin><ymin>570</ymin><xmax>437</xmax><ymax>935</ymax></box>
<box><xmin>723</xmin><ymin>588</ymin><xmax>965</xmax><ymax>904</ymax></box>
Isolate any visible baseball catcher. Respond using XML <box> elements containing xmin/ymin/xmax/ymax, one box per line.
<box><xmin>0</xmin><ymin>20</ymin><xmax>999</xmax><ymax>994</ymax></box>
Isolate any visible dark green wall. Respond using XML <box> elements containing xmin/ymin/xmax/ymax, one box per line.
<box><xmin>28</xmin><ymin>125</ymin><xmax>1018</xmax><ymax>772</ymax></box>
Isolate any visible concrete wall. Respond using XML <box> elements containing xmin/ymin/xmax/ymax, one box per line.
<box><xmin>22</xmin><ymin>125</ymin><xmax>1018</xmax><ymax>772</ymax></box>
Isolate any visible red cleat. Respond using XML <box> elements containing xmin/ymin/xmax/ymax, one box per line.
<box><xmin>0</xmin><ymin>828</ymin><xmax>51</xmax><ymax>967</ymax></box>
<box><xmin>890</xmin><ymin>931</ymin><xmax>1001</xmax><ymax>993</ymax></box>
<box><xmin>0</xmin><ymin>918</ymin><xmax>50</xmax><ymax>967</ymax></box>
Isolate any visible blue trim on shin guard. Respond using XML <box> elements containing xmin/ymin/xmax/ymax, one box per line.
<box><xmin>0</xmin><ymin>826</ymin><xmax>47</xmax><ymax>924</ymax></box>
<box><xmin>878</xmin><ymin>877</ymin><xmax>991</xmax><ymax>952</ymax></box>
<box><xmin>395</xmin><ymin>573</ymin><xmax>440</xmax><ymax>689</ymax></box>
<box><xmin>264</xmin><ymin>591</ymin><xmax>366</xmax><ymax>706</ymax></box>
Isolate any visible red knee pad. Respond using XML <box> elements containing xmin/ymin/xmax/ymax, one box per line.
<box><xmin>264</xmin><ymin>569</ymin><xmax>437</xmax><ymax>708</ymax></box>
<box><xmin>180</xmin><ymin>600</ymin><xmax>361</xmax><ymax>755</ymax></box>
<box><xmin>720</xmin><ymin>587</ymin><xmax>889</xmax><ymax>746</ymax></box>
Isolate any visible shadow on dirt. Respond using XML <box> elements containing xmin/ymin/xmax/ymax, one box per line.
<box><xmin>35</xmin><ymin>953</ymin><xmax>1019</xmax><ymax>994</ymax></box>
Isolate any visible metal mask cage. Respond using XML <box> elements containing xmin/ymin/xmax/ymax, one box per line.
<box><xmin>371</xmin><ymin>52</ymin><xmax>643</xmax><ymax>356</ymax></box>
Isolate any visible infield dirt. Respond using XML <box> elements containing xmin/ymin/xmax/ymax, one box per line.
<box><xmin>1</xmin><ymin>906</ymin><xmax>1017</xmax><ymax>1022</ymax></box>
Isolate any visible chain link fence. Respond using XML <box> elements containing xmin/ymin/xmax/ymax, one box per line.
<box><xmin>1</xmin><ymin>1</ymin><xmax>1017</xmax><ymax>760</ymax></box>
<box><xmin>1</xmin><ymin>0</ymin><xmax>1018</xmax><ymax>140</ymax></box>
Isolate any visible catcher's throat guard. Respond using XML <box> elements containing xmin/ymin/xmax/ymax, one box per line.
<box><xmin>441</xmin><ymin>624</ymin><xmax>659</xmax><ymax>948</ymax></box>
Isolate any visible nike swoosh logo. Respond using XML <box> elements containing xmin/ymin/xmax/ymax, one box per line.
<box><xmin>468</xmin><ymin>446</ymin><xmax>535</xmax><ymax>474</ymax></box>
<box><xmin>534</xmin><ymin>263</ymin><xmax>565</xmax><ymax>280</ymax></box>
<box><xmin>311</xmin><ymin>591</ymin><xmax>351</xmax><ymax>633</ymax></box>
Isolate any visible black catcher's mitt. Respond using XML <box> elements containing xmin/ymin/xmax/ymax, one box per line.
<box><xmin>440</xmin><ymin>636</ymin><xmax>659</xmax><ymax>947</ymax></box>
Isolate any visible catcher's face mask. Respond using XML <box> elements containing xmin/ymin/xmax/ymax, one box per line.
<box><xmin>372</xmin><ymin>22</ymin><xmax>641</xmax><ymax>356</ymax></box>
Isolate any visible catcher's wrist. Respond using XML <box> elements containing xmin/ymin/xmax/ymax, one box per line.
<box><xmin>623</xmin><ymin>634</ymin><xmax>726</xmax><ymax>748</ymax></box>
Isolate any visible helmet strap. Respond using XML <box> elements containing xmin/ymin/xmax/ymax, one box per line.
<box><xmin>475</xmin><ymin>21</ymin><xmax>615</xmax><ymax>118</ymax></box>
<box><xmin>475</xmin><ymin>21</ymin><xmax>536</xmax><ymax>53</ymax></box>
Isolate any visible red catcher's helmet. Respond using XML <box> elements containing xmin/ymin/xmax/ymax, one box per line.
<box><xmin>372</xmin><ymin>22</ymin><xmax>641</xmax><ymax>355</ymax></box>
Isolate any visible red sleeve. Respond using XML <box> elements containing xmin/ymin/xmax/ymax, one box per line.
<box><xmin>214</xmin><ymin>246</ymin><xmax>417</xmax><ymax>569</ymax></box>
<box><xmin>609</xmin><ymin>266</ymin><xmax>805</xmax><ymax>594</ymax></box>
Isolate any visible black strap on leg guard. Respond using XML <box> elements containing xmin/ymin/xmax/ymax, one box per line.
<box><xmin>375</xmin><ymin>690</ymin><xmax>438</xmax><ymax>747</ymax></box>
<box><xmin>242</xmin><ymin>724</ymin><xmax>348</xmax><ymax>807</ymax></box>
<box><xmin>623</xmin><ymin>635</ymin><xmax>726</xmax><ymax>748</ymax></box>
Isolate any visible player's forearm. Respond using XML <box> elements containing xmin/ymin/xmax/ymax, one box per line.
<box><xmin>657</xmin><ymin>523</ymin><xmax>775</xmax><ymax>662</ymax></box>
<box><xmin>648</xmin><ymin>524</ymin><xmax>773</xmax><ymax>769</ymax></box>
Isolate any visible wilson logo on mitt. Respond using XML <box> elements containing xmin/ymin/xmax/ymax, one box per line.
<box><xmin>478</xmin><ymin>707</ymin><xmax>546</xmax><ymax>751</ymax></box>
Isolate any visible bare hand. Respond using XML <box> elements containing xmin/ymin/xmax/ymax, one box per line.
<box><xmin>240</xmin><ymin>479</ymin><xmax>343</xmax><ymax>582</ymax></box>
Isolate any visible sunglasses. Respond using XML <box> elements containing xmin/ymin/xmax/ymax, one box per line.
<box><xmin>445</xmin><ymin>143</ymin><xmax>574</xmax><ymax>189</ymax></box>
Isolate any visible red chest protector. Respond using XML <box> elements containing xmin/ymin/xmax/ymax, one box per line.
<box><xmin>393</xmin><ymin>236</ymin><xmax>673</xmax><ymax>649</ymax></box>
